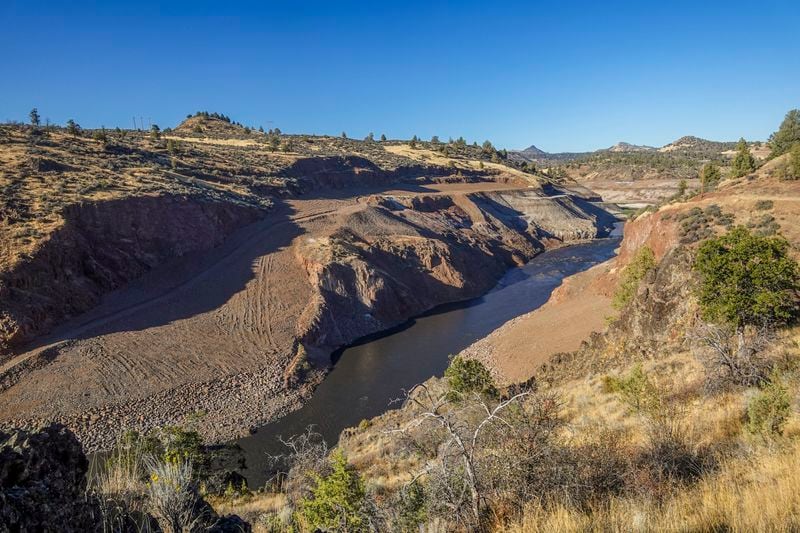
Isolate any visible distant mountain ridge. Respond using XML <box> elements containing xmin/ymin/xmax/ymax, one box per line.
<box><xmin>511</xmin><ymin>135</ymin><xmax>749</xmax><ymax>162</ymax></box>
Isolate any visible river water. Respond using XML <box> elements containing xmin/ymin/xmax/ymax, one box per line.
<box><xmin>235</xmin><ymin>237</ymin><xmax>620</xmax><ymax>486</ymax></box>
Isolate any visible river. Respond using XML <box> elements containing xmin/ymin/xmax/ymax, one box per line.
<box><xmin>235</xmin><ymin>236</ymin><xmax>620</xmax><ymax>486</ymax></box>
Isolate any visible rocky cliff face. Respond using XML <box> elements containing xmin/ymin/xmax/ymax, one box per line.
<box><xmin>540</xmin><ymin>208</ymin><xmax>696</xmax><ymax>382</ymax></box>
<box><xmin>0</xmin><ymin>195</ymin><xmax>263</xmax><ymax>352</ymax></box>
<box><xmin>0</xmin><ymin>424</ymin><xmax>100</xmax><ymax>531</ymax></box>
<box><xmin>297</xmin><ymin>190</ymin><xmax>616</xmax><ymax>358</ymax></box>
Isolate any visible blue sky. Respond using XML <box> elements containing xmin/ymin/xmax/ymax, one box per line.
<box><xmin>1</xmin><ymin>1</ymin><xmax>798</xmax><ymax>152</ymax></box>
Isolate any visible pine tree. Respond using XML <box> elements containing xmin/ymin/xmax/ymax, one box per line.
<box><xmin>365</xmin><ymin>132</ymin><xmax>374</xmax><ymax>142</ymax></box>
<box><xmin>700</xmin><ymin>163</ymin><xmax>721</xmax><ymax>191</ymax></box>
<box><xmin>768</xmin><ymin>109</ymin><xmax>800</xmax><ymax>157</ymax></box>
<box><xmin>66</xmin><ymin>119</ymin><xmax>80</xmax><ymax>136</ymax></box>
<box><xmin>341</xmin><ymin>131</ymin><xmax>347</xmax><ymax>139</ymax></box>
<box><xmin>788</xmin><ymin>143</ymin><xmax>800</xmax><ymax>180</ymax></box>
<box><xmin>150</xmin><ymin>124</ymin><xmax>161</xmax><ymax>140</ymax></box>
<box><xmin>730</xmin><ymin>138</ymin><xmax>756</xmax><ymax>178</ymax></box>
<box><xmin>409</xmin><ymin>135</ymin><xmax>418</xmax><ymax>148</ymax></box>
<box><xmin>29</xmin><ymin>108</ymin><xmax>40</xmax><ymax>127</ymax></box>
<box><xmin>380</xmin><ymin>133</ymin><xmax>387</xmax><ymax>142</ymax></box>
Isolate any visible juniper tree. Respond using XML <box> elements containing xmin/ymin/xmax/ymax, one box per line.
<box><xmin>299</xmin><ymin>451</ymin><xmax>368</xmax><ymax>531</ymax></box>
<box><xmin>730</xmin><ymin>138</ymin><xmax>756</xmax><ymax>178</ymax></box>
<box><xmin>92</xmin><ymin>127</ymin><xmax>108</xmax><ymax>144</ymax></box>
<box><xmin>694</xmin><ymin>227</ymin><xmax>800</xmax><ymax>384</ymax></box>
<box><xmin>380</xmin><ymin>133</ymin><xmax>387</xmax><ymax>142</ymax></box>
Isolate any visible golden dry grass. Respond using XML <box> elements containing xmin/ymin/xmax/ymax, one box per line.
<box><xmin>507</xmin><ymin>440</ymin><xmax>800</xmax><ymax>532</ymax></box>
<box><xmin>208</xmin><ymin>492</ymin><xmax>287</xmax><ymax>517</ymax></box>
<box><xmin>383</xmin><ymin>143</ymin><xmax>537</xmax><ymax>182</ymax></box>
<box><xmin>502</xmin><ymin>331</ymin><xmax>800</xmax><ymax>533</ymax></box>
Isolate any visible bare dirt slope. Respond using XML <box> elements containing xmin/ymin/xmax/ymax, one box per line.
<box><xmin>1</xmin><ymin>124</ymin><xmax>613</xmax><ymax>449</ymax></box>
<box><xmin>459</xmin><ymin>259</ymin><xmax>616</xmax><ymax>384</ymax></box>
<box><xmin>461</xmin><ymin>155</ymin><xmax>800</xmax><ymax>385</ymax></box>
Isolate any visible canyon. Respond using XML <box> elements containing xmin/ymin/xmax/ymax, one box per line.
<box><xmin>0</xmin><ymin>120</ymin><xmax>617</xmax><ymax>449</ymax></box>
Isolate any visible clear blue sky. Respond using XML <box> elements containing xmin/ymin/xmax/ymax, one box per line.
<box><xmin>2</xmin><ymin>1</ymin><xmax>798</xmax><ymax>152</ymax></box>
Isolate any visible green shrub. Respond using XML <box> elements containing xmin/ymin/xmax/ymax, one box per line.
<box><xmin>166</xmin><ymin>139</ymin><xmax>180</xmax><ymax>154</ymax></box>
<box><xmin>602</xmin><ymin>364</ymin><xmax>661</xmax><ymax>414</ymax></box>
<box><xmin>747</xmin><ymin>376</ymin><xmax>791</xmax><ymax>436</ymax></box>
<box><xmin>754</xmin><ymin>200</ymin><xmax>774</xmax><ymax>210</ymax></box>
<box><xmin>612</xmin><ymin>246</ymin><xmax>656</xmax><ymax>310</ymax></box>
<box><xmin>395</xmin><ymin>480</ymin><xmax>427</xmax><ymax>532</ymax></box>
<box><xmin>694</xmin><ymin>227</ymin><xmax>800</xmax><ymax>330</ymax></box>
<box><xmin>444</xmin><ymin>356</ymin><xmax>497</xmax><ymax>399</ymax></box>
<box><xmin>93</xmin><ymin>127</ymin><xmax>108</xmax><ymax>144</ymax></box>
<box><xmin>299</xmin><ymin>450</ymin><xmax>367</xmax><ymax>532</ymax></box>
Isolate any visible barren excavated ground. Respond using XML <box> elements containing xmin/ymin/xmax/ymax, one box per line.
<box><xmin>459</xmin><ymin>259</ymin><xmax>617</xmax><ymax>384</ymax></box>
<box><xmin>0</xmin><ymin>179</ymin><xmax>559</xmax><ymax>448</ymax></box>
<box><xmin>464</xmin><ymin>159</ymin><xmax>800</xmax><ymax>385</ymax></box>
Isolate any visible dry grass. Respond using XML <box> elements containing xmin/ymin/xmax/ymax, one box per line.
<box><xmin>384</xmin><ymin>143</ymin><xmax>536</xmax><ymax>182</ymax></box>
<box><xmin>507</xmin><ymin>440</ymin><xmax>800</xmax><ymax>532</ymax></box>
<box><xmin>208</xmin><ymin>491</ymin><xmax>289</xmax><ymax>531</ymax></box>
<box><xmin>501</xmin><ymin>333</ymin><xmax>800</xmax><ymax>532</ymax></box>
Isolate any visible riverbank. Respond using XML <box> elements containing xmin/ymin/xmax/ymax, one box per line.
<box><xmin>233</xmin><ymin>238</ymin><xmax>620</xmax><ymax>487</ymax></box>
<box><xmin>459</xmin><ymin>255</ymin><xmax>618</xmax><ymax>384</ymax></box>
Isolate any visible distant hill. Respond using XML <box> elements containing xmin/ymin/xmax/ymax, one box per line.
<box><xmin>509</xmin><ymin>145</ymin><xmax>590</xmax><ymax>163</ymax></box>
<box><xmin>659</xmin><ymin>135</ymin><xmax>737</xmax><ymax>155</ymax></box>
<box><xmin>605</xmin><ymin>142</ymin><xmax>656</xmax><ymax>153</ymax></box>
<box><xmin>519</xmin><ymin>144</ymin><xmax>548</xmax><ymax>157</ymax></box>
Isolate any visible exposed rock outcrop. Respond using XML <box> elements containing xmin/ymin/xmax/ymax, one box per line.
<box><xmin>0</xmin><ymin>424</ymin><xmax>101</xmax><ymax>531</ymax></box>
<box><xmin>0</xmin><ymin>195</ymin><xmax>264</xmax><ymax>351</ymax></box>
<box><xmin>297</xmin><ymin>190</ymin><xmax>616</xmax><ymax>357</ymax></box>
<box><xmin>540</xmin><ymin>209</ymin><xmax>697</xmax><ymax>382</ymax></box>
<box><xmin>0</xmin><ymin>423</ymin><xmax>251</xmax><ymax>532</ymax></box>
